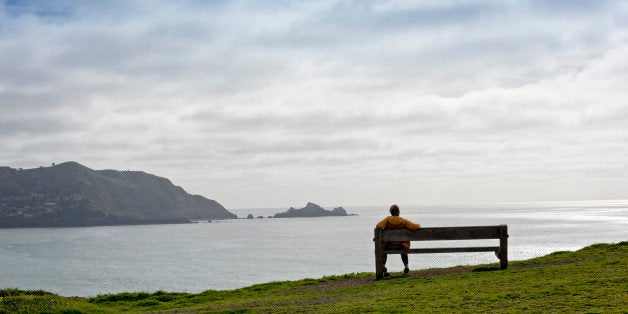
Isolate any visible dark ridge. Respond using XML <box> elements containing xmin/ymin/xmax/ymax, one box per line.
<box><xmin>0</xmin><ymin>162</ymin><xmax>236</xmax><ymax>228</ymax></box>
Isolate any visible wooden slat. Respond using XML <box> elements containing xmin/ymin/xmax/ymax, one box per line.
<box><xmin>380</xmin><ymin>225</ymin><xmax>502</xmax><ymax>241</ymax></box>
<box><xmin>384</xmin><ymin>246</ymin><xmax>500</xmax><ymax>254</ymax></box>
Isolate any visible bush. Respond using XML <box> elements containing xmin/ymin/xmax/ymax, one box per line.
<box><xmin>90</xmin><ymin>292</ymin><xmax>151</xmax><ymax>303</ymax></box>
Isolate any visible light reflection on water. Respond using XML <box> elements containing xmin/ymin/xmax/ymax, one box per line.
<box><xmin>0</xmin><ymin>200</ymin><xmax>626</xmax><ymax>296</ymax></box>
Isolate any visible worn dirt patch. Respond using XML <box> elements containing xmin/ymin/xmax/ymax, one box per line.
<box><xmin>301</xmin><ymin>266</ymin><xmax>475</xmax><ymax>293</ymax></box>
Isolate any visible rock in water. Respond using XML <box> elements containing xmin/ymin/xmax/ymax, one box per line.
<box><xmin>272</xmin><ymin>202</ymin><xmax>348</xmax><ymax>218</ymax></box>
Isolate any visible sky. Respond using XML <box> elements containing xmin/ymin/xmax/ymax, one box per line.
<box><xmin>1</xmin><ymin>0</ymin><xmax>628</xmax><ymax>209</ymax></box>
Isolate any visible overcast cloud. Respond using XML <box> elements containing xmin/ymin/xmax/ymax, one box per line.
<box><xmin>1</xmin><ymin>0</ymin><xmax>627</xmax><ymax>209</ymax></box>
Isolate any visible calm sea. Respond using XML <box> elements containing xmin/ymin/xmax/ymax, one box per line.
<box><xmin>0</xmin><ymin>200</ymin><xmax>626</xmax><ymax>297</ymax></box>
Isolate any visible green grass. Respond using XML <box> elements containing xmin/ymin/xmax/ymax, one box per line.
<box><xmin>1</xmin><ymin>242</ymin><xmax>626</xmax><ymax>313</ymax></box>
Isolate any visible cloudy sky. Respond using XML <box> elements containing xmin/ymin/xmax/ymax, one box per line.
<box><xmin>1</xmin><ymin>0</ymin><xmax>627</xmax><ymax>209</ymax></box>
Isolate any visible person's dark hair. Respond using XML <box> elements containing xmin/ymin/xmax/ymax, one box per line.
<box><xmin>390</xmin><ymin>204</ymin><xmax>400</xmax><ymax>216</ymax></box>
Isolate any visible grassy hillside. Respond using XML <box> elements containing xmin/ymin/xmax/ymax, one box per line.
<box><xmin>0</xmin><ymin>161</ymin><xmax>235</xmax><ymax>228</ymax></box>
<box><xmin>1</xmin><ymin>242</ymin><xmax>626</xmax><ymax>313</ymax></box>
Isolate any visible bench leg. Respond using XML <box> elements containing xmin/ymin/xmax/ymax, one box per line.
<box><xmin>499</xmin><ymin>225</ymin><xmax>508</xmax><ymax>269</ymax></box>
<box><xmin>374</xmin><ymin>229</ymin><xmax>384</xmax><ymax>279</ymax></box>
<box><xmin>375</xmin><ymin>253</ymin><xmax>384</xmax><ymax>279</ymax></box>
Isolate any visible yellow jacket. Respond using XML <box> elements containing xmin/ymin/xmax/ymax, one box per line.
<box><xmin>376</xmin><ymin>216</ymin><xmax>421</xmax><ymax>251</ymax></box>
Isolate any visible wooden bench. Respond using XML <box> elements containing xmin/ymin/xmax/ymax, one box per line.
<box><xmin>374</xmin><ymin>225</ymin><xmax>508</xmax><ymax>279</ymax></box>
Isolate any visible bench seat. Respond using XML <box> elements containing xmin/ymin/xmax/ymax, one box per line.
<box><xmin>384</xmin><ymin>246</ymin><xmax>500</xmax><ymax>254</ymax></box>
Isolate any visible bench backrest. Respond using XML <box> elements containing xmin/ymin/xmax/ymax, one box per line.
<box><xmin>377</xmin><ymin>225</ymin><xmax>507</xmax><ymax>241</ymax></box>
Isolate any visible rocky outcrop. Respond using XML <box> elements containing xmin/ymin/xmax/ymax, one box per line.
<box><xmin>272</xmin><ymin>202</ymin><xmax>348</xmax><ymax>218</ymax></box>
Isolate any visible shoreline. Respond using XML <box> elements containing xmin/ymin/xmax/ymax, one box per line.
<box><xmin>2</xmin><ymin>241</ymin><xmax>625</xmax><ymax>298</ymax></box>
<box><xmin>1</xmin><ymin>242</ymin><xmax>626</xmax><ymax>312</ymax></box>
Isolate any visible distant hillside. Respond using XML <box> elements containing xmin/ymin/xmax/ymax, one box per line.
<box><xmin>272</xmin><ymin>202</ymin><xmax>347</xmax><ymax>218</ymax></box>
<box><xmin>0</xmin><ymin>162</ymin><xmax>236</xmax><ymax>227</ymax></box>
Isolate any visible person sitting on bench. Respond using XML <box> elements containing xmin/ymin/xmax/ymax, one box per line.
<box><xmin>375</xmin><ymin>204</ymin><xmax>421</xmax><ymax>277</ymax></box>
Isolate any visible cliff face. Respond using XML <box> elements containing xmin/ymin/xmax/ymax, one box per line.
<box><xmin>0</xmin><ymin>162</ymin><xmax>236</xmax><ymax>227</ymax></box>
<box><xmin>272</xmin><ymin>202</ymin><xmax>347</xmax><ymax>218</ymax></box>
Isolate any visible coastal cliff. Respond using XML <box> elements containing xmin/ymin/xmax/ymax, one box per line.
<box><xmin>0</xmin><ymin>162</ymin><xmax>236</xmax><ymax>227</ymax></box>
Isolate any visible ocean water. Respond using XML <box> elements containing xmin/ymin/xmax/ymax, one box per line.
<box><xmin>0</xmin><ymin>200</ymin><xmax>626</xmax><ymax>297</ymax></box>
